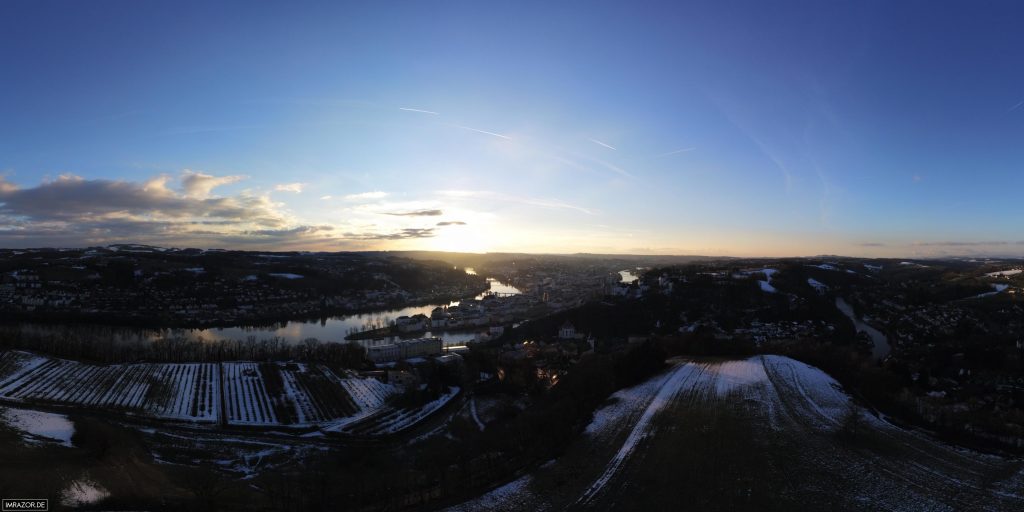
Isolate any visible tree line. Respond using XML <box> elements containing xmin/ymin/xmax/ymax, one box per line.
<box><xmin>0</xmin><ymin>326</ymin><xmax>368</xmax><ymax>368</ymax></box>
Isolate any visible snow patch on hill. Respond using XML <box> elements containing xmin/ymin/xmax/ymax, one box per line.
<box><xmin>708</xmin><ymin>359</ymin><xmax>769</xmax><ymax>396</ymax></box>
<box><xmin>578</xmin><ymin>362</ymin><xmax>701</xmax><ymax>505</ymax></box>
<box><xmin>970</xmin><ymin>283</ymin><xmax>1011</xmax><ymax>299</ymax></box>
<box><xmin>584</xmin><ymin>363</ymin><xmax>681</xmax><ymax>437</ymax></box>
<box><xmin>269</xmin><ymin>273</ymin><xmax>304</xmax><ymax>279</ymax></box>
<box><xmin>807</xmin><ymin>278</ymin><xmax>828</xmax><ymax>293</ymax></box>
<box><xmin>61</xmin><ymin>478</ymin><xmax>110</xmax><ymax>507</ymax></box>
<box><xmin>0</xmin><ymin>406</ymin><xmax>75</xmax><ymax>447</ymax></box>
<box><xmin>446</xmin><ymin>474</ymin><xmax>537</xmax><ymax>512</ymax></box>
<box><xmin>985</xmin><ymin>269</ymin><xmax>1022</xmax><ymax>277</ymax></box>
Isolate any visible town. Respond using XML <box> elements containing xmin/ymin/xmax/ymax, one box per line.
<box><xmin>3</xmin><ymin>248</ymin><xmax>1024</xmax><ymax>510</ymax></box>
<box><xmin>0</xmin><ymin>245</ymin><xmax>489</xmax><ymax>327</ymax></box>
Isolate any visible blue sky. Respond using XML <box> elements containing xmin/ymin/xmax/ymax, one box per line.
<box><xmin>1</xmin><ymin>0</ymin><xmax>1023</xmax><ymax>256</ymax></box>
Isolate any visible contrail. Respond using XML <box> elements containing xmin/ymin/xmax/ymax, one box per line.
<box><xmin>1009</xmin><ymin>100</ymin><xmax>1024</xmax><ymax>113</ymax></box>
<box><xmin>454</xmin><ymin>125</ymin><xmax>511</xmax><ymax>140</ymax></box>
<box><xmin>590</xmin><ymin>138</ymin><xmax>617</xmax><ymax>150</ymax></box>
<box><xmin>399</xmin><ymin>107</ymin><xmax>439</xmax><ymax>115</ymax></box>
<box><xmin>651</xmin><ymin>147</ymin><xmax>696</xmax><ymax>158</ymax></box>
<box><xmin>591</xmin><ymin>156</ymin><xmax>635</xmax><ymax>178</ymax></box>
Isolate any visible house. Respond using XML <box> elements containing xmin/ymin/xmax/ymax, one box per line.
<box><xmin>430</xmin><ymin>306</ymin><xmax>449</xmax><ymax>328</ymax></box>
<box><xmin>559</xmin><ymin>321</ymin><xmax>576</xmax><ymax>339</ymax></box>
<box><xmin>395</xmin><ymin>314</ymin><xmax>428</xmax><ymax>333</ymax></box>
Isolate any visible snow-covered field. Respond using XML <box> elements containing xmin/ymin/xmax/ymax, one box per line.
<box><xmin>758</xmin><ymin>268</ymin><xmax>778</xmax><ymax>293</ymax></box>
<box><xmin>577</xmin><ymin>362</ymin><xmax>703</xmax><ymax>505</ymax></box>
<box><xmin>61</xmin><ymin>478</ymin><xmax>110</xmax><ymax>507</ymax></box>
<box><xmin>0</xmin><ymin>352</ymin><xmax>219</xmax><ymax>422</ymax></box>
<box><xmin>810</xmin><ymin>263</ymin><xmax>859</xmax><ymax>274</ymax></box>
<box><xmin>331</xmin><ymin>386</ymin><xmax>459</xmax><ymax>436</ymax></box>
<box><xmin>969</xmin><ymin>283</ymin><xmax>1011</xmax><ymax>299</ymax></box>
<box><xmin>223</xmin><ymin>363</ymin><xmax>278</xmax><ymax>425</ymax></box>
<box><xmin>807</xmin><ymin>277</ymin><xmax>828</xmax><ymax>293</ymax></box>
<box><xmin>0</xmin><ymin>350</ymin><xmax>430</xmax><ymax>435</ymax></box>
<box><xmin>446</xmin><ymin>474</ymin><xmax>538</xmax><ymax>512</ymax></box>
<box><xmin>0</xmin><ymin>405</ymin><xmax>75</xmax><ymax>446</ymax></box>
<box><xmin>986</xmin><ymin>269</ymin><xmax>1022</xmax><ymax>277</ymax></box>
<box><xmin>334</xmin><ymin>373</ymin><xmax>398</xmax><ymax>411</ymax></box>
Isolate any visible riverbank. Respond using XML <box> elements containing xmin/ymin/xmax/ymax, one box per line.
<box><xmin>835</xmin><ymin>296</ymin><xmax>891</xmax><ymax>360</ymax></box>
<box><xmin>0</xmin><ymin>285</ymin><xmax>507</xmax><ymax>352</ymax></box>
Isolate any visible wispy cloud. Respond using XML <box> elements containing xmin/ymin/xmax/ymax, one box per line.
<box><xmin>588</xmin><ymin>156</ymin><xmax>634</xmax><ymax>179</ymax></box>
<box><xmin>589</xmin><ymin>138</ymin><xmax>617</xmax><ymax>151</ymax></box>
<box><xmin>436</xmin><ymin>221</ymin><xmax>467</xmax><ymax>226</ymax></box>
<box><xmin>708</xmin><ymin>93</ymin><xmax>794</xmax><ymax>192</ymax></box>
<box><xmin>344</xmin><ymin>228</ymin><xmax>436</xmax><ymax>240</ymax></box>
<box><xmin>383</xmin><ymin>209</ymin><xmax>443</xmax><ymax>217</ymax></box>
<box><xmin>749</xmin><ymin>136</ymin><xmax>794</xmax><ymax>192</ymax></box>
<box><xmin>1008</xmin><ymin>100</ymin><xmax>1024</xmax><ymax>113</ymax></box>
<box><xmin>437</xmin><ymin>190</ymin><xmax>594</xmax><ymax>215</ymax></box>
<box><xmin>912</xmin><ymin>241</ymin><xmax>1019</xmax><ymax>247</ymax></box>
<box><xmin>453</xmin><ymin>125</ymin><xmax>511</xmax><ymax>140</ymax></box>
<box><xmin>650</xmin><ymin>147</ymin><xmax>696</xmax><ymax>159</ymax></box>
<box><xmin>274</xmin><ymin>182</ymin><xmax>305</xmax><ymax>193</ymax></box>
<box><xmin>858</xmin><ymin>242</ymin><xmax>886</xmax><ymax>247</ymax></box>
<box><xmin>343</xmin><ymin>191</ymin><xmax>388</xmax><ymax>201</ymax></box>
<box><xmin>246</xmin><ymin>225</ymin><xmax>333</xmax><ymax>237</ymax></box>
<box><xmin>319</xmin><ymin>195</ymin><xmax>332</xmax><ymax>200</ymax></box>
<box><xmin>399</xmin><ymin>107</ymin><xmax>439</xmax><ymax>115</ymax></box>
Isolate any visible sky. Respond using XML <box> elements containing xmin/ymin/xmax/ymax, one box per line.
<box><xmin>1</xmin><ymin>0</ymin><xmax>1023</xmax><ymax>257</ymax></box>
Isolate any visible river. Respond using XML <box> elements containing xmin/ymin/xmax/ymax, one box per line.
<box><xmin>835</xmin><ymin>297</ymin><xmax>891</xmax><ymax>360</ymax></box>
<box><xmin>619</xmin><ymin>269</ymin><xmax>641</xmax><ymax>284</ymax></box>
<box><xmin>15</xmin><ymin>272</ymin><xmax>521</xmax><ymax>349</ymax></box>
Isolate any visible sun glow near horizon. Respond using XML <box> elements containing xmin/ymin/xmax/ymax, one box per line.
<box><xmin>424</xmin><ymin>224</ymin><xmax>494</xmax><ymax>253</ymax></box>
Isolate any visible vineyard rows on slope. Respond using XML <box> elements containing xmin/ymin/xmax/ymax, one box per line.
<box><xmin>0</xmin><ymin>350</ymin><xmax>411</xmax><ymax>432</ymax></box>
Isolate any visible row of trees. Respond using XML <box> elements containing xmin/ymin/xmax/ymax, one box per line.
<box><xmin>0</xmin><ymin>327</ymin><xmax>368</xmax><ymax>367</ymax></box>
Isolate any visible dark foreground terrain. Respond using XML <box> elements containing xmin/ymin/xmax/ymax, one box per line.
<box><xmin>447</xmin><ymin>356</ymin><xmax>1024</xmax><ymax>512</ymax></box>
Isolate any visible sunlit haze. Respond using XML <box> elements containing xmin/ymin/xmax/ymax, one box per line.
<box><xmin>2</xmin><ymin>1</ymin><xmax>1023</xmax><ymax>257</ymax></box>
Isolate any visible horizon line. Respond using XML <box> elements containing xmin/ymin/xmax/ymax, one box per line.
<box><xmin>3</xmin><ymin>244</ymin><xmax>1023</xmax><ymax>261</ymax></box>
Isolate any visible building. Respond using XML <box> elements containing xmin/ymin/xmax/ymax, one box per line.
<box><xmin>367</xmin><ymin>344</ymin><xmax>401</xmax><ymax>363</ymax></box>
<box><xmin>430</xmin><ymin>306</ymin><xmax>449</xmax><ymax>328</ymax></box>
<box><xmin>395</xmin><ymin>314</ymin><xmax>429</xmax><ymax>333</ymax></box>
<box><xmin>559</xmin><ymin>321</ymin><xmax>576</xmax><ymax>339</ymax></box>
<box><xmin>403</xmin><ymin>337</ymin><xmax>443</xmax><ymax>358</ymax></box>
<box><xmin>368</xmin><ymin>337</ymin><xmax>444</xmax><ymax>363</ymax></box>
